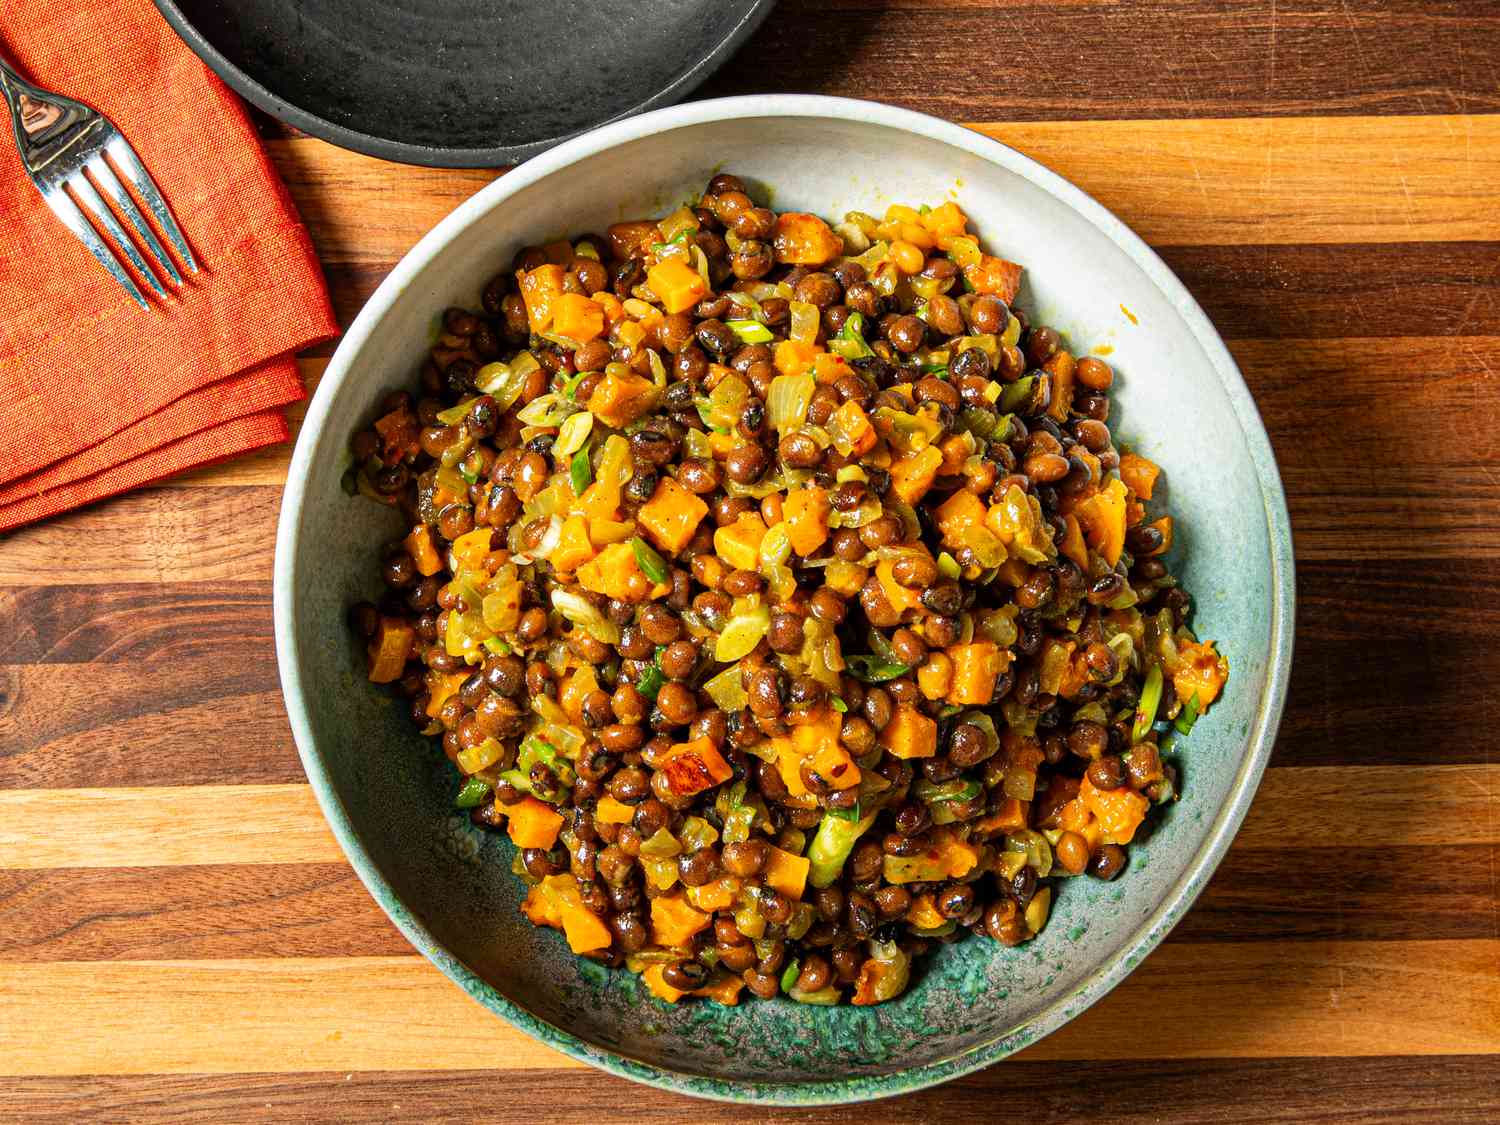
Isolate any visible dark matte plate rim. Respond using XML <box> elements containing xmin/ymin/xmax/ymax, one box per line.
<box><xmin>150</xmin><ymin>0</ymin><xmax>777</xmax><ymax>168</ymax></box>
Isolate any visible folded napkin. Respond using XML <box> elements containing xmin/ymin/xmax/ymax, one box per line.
<box><xmin>0</xmin><ymin>0</ymin><xmax>337</xmax><ymax>533</ymax></box>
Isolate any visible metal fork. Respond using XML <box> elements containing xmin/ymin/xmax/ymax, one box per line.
<box><xmin>0</xmin><ymin>52</ymin><xmax>198</xmax><ymax>310</ymax></box>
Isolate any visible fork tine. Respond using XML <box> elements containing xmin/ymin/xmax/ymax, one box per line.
<box><xmin>42</xmin><ymin>187</ymin><xmax>148</xmax><ymax>310</ymax></box>
<box><xmin>105</xmin><ymin>135</ymin><xmax>198</xmax><ymax>274</ymax></box>
<box><xmin>86</xmin><ymin>155</ymin><xmax>182</xmax><ymax>287</ymax></box>
<box><xmin>68</xmin><ymin>173</ymin><xmax>168</xmax><ymax>300</ymax></box>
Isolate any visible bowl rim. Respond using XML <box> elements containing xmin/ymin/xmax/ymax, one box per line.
<box><xmin>149</xmin><ymin>0</ymin><xmax>776</xmax><ymax>168</ymax></box>
<box><xmin>274</xmin><ymin>93</ymin><xmax>1296</xmax><ymax>1105</ymax></box>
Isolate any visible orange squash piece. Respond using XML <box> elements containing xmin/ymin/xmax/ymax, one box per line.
<box><xmin>830</xmin><ymin>400</ymin><xmax>877</xmax><ymax>455</ymax></box>
<box><xmin>507</xmin><ymin>797</ymin><xmax>565</xmax><ymax>850</ymax></box>
<box><xmin>875</xmin><ymin>559</ymin><xmax>924</xmax><ymax>617</ymax></box>
<box><xmin>639</xmin><ymin>476</ymin><xmax>709</xmax><ymax>556</ymax></box>
<box><xmin>522</xmin><ymin>884</ymin><xmax>560</xmax><ymax>928</ymax></box>
<box><xmin>551</xmin><ymin>515</ymin><xmax>596</xmax><ymax>572</ymax></box>
<box><xmin>772</xmin><ymin>212</ymin><xmax>843</xmax><ymax>265</ymax></box>
<box><xmin>763</xmin><ymin>846</ymin><xmax>810</xmax><ymax>901</ymax></box>
<box><xmin>366</xmin><ymin>616</ymin><xmax>414</xmax><ymax>683</ymax></box>
<box><xmin>1079</xmin><ymin>773</ymin><xmax>1149</xmax><ymax>846</ymax></box>
<box><xmin>782</xmin><ymin>486</ymin><xmax>831</xmax><ymax>556</ymax></box>
<box><xmin>962</xmin><ymin>254</ymin><xmax>1022</xmax><ymax>302</ymax></box>
<box><xmin>879</xmin><ymin>704</ymin><xmax>938</xmax><ymax>759</ymax></box>
<box><xmin>946</xmin><ymin>641</ymin><xmax>1006</xmax><ymax>706</ymax></box>
<box><xmin>594</xmin><ymin>795</ymin><xmax>636</xmax><ymax>825</ymax></box>
<box><xmin>935</xmin><ymin>488</ymin><xmax>987</xmax><ymax>547</ymax></box>
<box><xmin>685</xmin><ymin>875</ymin><xmax>742</xmax><ymax>913</ymax></box>
<box><xmin>549</xmin><ymin>292</ymin><xmax>605</xmax><ymax>343</ymax></box>
<box><xmin>402</xmin><ymin>525</ymin><xmax>443</xmax><ymax>577</ymax></box>
<box><xmin>1045</xmin><ymin>350</ymin><xmax>1075</xmax><ymax>422</ymax></box>
<box><xmin>772</xmin><ymin>709</ymin><xmax>851</xmax><ymax>796</ymax></box>
<box><xmin>518</xmin><ymin>264</ymin><xmax>566</xmax><ymax>332</ymax></box>
<box><xmin>539</xmin><ymin>874</ymin><xmax>613</xmax><ymax>954</ymax></box>
<box><xmin>1060</xmin><ymin>513</ymin><xmax>1089</xmax><ymax>571</ymax></box>
<box><xmin>920</xmin><ymin>201</ymin><xmax>969</xmax><ymax>238</ymax></box>
<box><xmin>888</xmin><ymin>445</ymin><xmax>943</xmax><ymax>504</ymax></box>
<box><xmin>906</xmin><ymin>894</ymin><xmax>947</xmax><ymax>931</ymax></box>
<box><xmin>1119</xmin><ymin>452</ymin><xmax>1161</xmax><ymax>500</ymax></box>
<box><xmin>424</xmin><ymin>670</ymin><xmax>468</xmax><ymax>720</ymax></box>
<box><xmin>588</xmin><ymin>369</ymin><xmax>658</xmax><ymax>429</ymax></box>
<box><xmin>576</xmin><ymin>542</ymin><xmax>658</xmax><ymax>603</ymax></box>
<box><xmin>1173</xmin><ymin>638</ymin><xmax>1229</xmax><ymax>708</ymax></box>
<box><xmin>694</xmin><ymin>974</ymin><xmax>746</xmax><ymax>1006</ymax></box>
<box><xmin>650</xmin><ymin>892</ymin><xmax>712</xmax><ymax>949</ymax></box>
<box><xmin>647</xmin><ymin>258</ymin><xmax>709</xmax><ymax>314</ymax></box>
<box><xmin>773</xmin><ymin>338</ymin><xmax>821</xmax><ymax>378</ymax></box>
<box><xmin>659</xmin><ymin>736</ymin><xmax>733</xmax><ymax>797</ymax></box>
<box><xmin>713</xmin><ymin>511</ymin><xmax>768</xmax><ymax>571</ymax></box>
<box><xmin>1075</xmin><ymin>477</ymin><xmax>1128</xmax><ymax>566</ymax></box>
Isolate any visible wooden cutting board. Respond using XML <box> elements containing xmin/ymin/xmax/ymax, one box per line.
<box><xmin>3</xmin><ymin>1</ymin><xmax>1498</xmax><ymax>1119</ymax></box>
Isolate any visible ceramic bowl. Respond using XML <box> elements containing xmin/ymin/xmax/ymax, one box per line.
<box><xmin>274</xmin><ymin>95</ymin><xmax>1294</xmax><ymax>1104</ymax></box>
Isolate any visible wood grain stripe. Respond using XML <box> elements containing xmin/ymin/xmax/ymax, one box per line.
<box><xmin>271</xmin><ymin>117</ymin><xmax>1500</xmax><ymax>267</ymax></box>
<box><xmin>1</xmin><ymin>941</ymin><xmax>1494</xmax><ymax>1075</ymax></box>
<box><xmin>8</xmin><ymin>1056</ymin><xmax>1500</xmax><ymax>1123</ymax></box>
<box><xmin>705</xmin><ymin>1</ymin><xmax>1500</xmax><ymax>126</ymax></box>
<box><xmin>2</xmin><ymin>844</ymin><xmax>1491</xmax><ymax>965</ymax></box>
<box><xmin>0</xmin><ymin>767</ymin><xmax>1493</xmax><ymax>869</ymax></box>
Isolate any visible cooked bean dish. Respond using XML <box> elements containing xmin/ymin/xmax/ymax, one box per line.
<box><xmin>348</xmin><ymin>173</ymin><xmax>1229</xmax><ymax>1006</ymax></box>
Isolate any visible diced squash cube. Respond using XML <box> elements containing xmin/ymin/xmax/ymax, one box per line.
<box><xmin>595</xmin><ymin>795</ymin><xmax>636</xmax><ymax>825</ymax></box>
<box><xmin>1079</xmin><ymin>773</ymin><xmax>1149</xmax><ymax>846</ymax></box>
<box><xmin>695</xmin><ymin>974</ymin><xmax>745</xmax><ymax>1005</ymax></box>
<box><xmin>1173</xmin><ymin>638</ymin><xmax>1229</xmax><ymax>708</ymax></box>
<box><xmin>550</xmin><ymin>293</ymin><xmax>605</xmax><ymax>342</ymax></box>
<box><xmin>366</xmin><ymin>616</ymin><xmax>414</xmax><ymax>683</ymax></box>
<box><xmin>647</xmin><ymin>258</ymin><xmax>709</xmax><ymax>314</ymax></box>
<box><xmin>888</xmin><ymin>445</ymin><xmax>943</xmax><ymax>504</ymax></box>
<box><xmin>963</xmin><ymin>254</ymin><xmax>1022</xmax><ymax>302</ymax></box>
<box><xmin>576</xmin><ymin>542</ymin><xmax>659</xmax><ymax>603</ymax></box>
<box><xmin>424</xmin><ymin>670</ymin><xmax>469</xmax><ymax>720</ymax></box>
<box><xmin>812</xmin><ymin>352</ymin><xmax>853</xmax><ymax>385</ymax></box>
<box><xmin>773</xmin><ymin>338</ymin><xmax>821</xmax><ymax>378</ymax></box>
<box><xmin>650</xmin><ymin>892</ymin><xmax>712</xmax><ymax>949</ymax></box>
<box><xmin>659</xmin><ymin>736</ymin><xmax>733</xmax><ymax>797</ymax></box>
<box><xmin>1060</xmin><ymin>513</ymin><xmax>1089</xmax><ymax>570</ymax></box>
<box><xmin>560</xmin><ymin>664</ymin><xmax>599</xmax><ymax>726</ymax></box>
<box><xmin>588</xmin><ymin>369</ymin><xmax>658</xmax><ymax>429</ymax></box>
<box><xmin>906</xmin><ymin>894</ymin><xmax>946</xmax><ymax>930</ymax></box>
<box><xmin>1144</xmin><ymin>515</ymin><xmax>1173</xmax><ymax>557</ymax></box>
<box><xmin>920</xmin><ymin>201</ymin><xmax>968</xmax><ymax>238</ymax></box>
<box><xmin>830</xmin><ymin>400</ymin><xmax>876</xmax><ymax>456</ymax></box>
<box><xmin>518</xmin><ymin>264</ymin><xmax>566</xmax><ymax>332</ymax></box>
<box><xmin>763</xmin><ymin>846</ymin><xmax>810</xmax><ymax>901</ymax></box>
<box><xmin>879</xmin><ymin>704</ymin><xmax>938</xmax><ymax>759</ymax></box>
<box><xmin>522</xmin><ymin>883</ymin><xmax>560</xmax><ymax>928</ymax></box>
<box><xmin>642</xmin><ymin>963</ymin><xmax>689</xmax><ymax>1004</ymax></box>
<box><xmin>685</xmin><ymin>875</ymin><xmax>742</xmax><ymax>913</ymax></box>
<box><xmin>772</xmin><ymin>710</ymin><xmax>846</xmax><ymax>796</ymax></box>
<box><xmin>713</xmin><ymin>512</ymin><xmax>768</xmax><ymax>571</ymax></box>
<box><xmin>639</xmin><ymin>476</ymin><xmax>708</xmax><ymax>556</ymax></box>
<box><xmin>551</xmin><ymin>515</ymin><xmax>596</xmax><ymax>572</ymax></box>
<box><xmin>1075</xmin><ymin>478</ymin><xmax>1128</xmax><ymax>566</ymax></box>
<box><xmin>772</xmin><ymin>212</ymin><xmax>844</xmax><ymax>265</ymax></box>
<box><xmin>403</xmin><ymin>525</ymin><xmax>443</xmax><ymax>577</ymax></box>
<box><xmin>946</xmin><ymin>641</ymin><xmax>1006</xmax><ymax>706</ymax></box>
<box><xmin>874</xmin><ymin>558</ymin><xmax>924</xmax><ymax>618</ymax></box>
<box><xmin>935</xmin><ymin>488</ymin><xmax>987</xmax><ymax>547</ymax></box>
<box><xmin>507</xmin><ymin>797</ymin><xmax>564</xmax><ymax>850</ymax></box>
<box><xmin>539</xmin><ymin>874</ymin><xmax>613</xmax><ymax>953</ymax></box>
<box><xmin>782</xmin><ymin>486</ymin><xmax>830</xmax><ymax>556</ymax></box>
<box><xmin>1120</xmin><ymin>452</ymin><xmax>1161</xmax><ymax>501</ymax></box>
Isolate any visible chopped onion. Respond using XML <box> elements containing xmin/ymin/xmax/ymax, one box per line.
<box><xmin>704</xmin><ymin>664</ymin><xmax>748</xmax><ymax>712</ymax></box>
<box><xmin>789</xmin><ymin>300</ymin><xmax>820</xmax><ymax>344</ymax></box>
<box><xmin>517</xmin><ymin>393</ymin><xmax>578</xmax><ymax>428</ymax></box>
<box><xmin>551</xmin><ymin>587</ymin><xmax>621</xmax><ymax>644</ymax></box>
<box><xmin>553</xmin><ymin>410</ymin><xmax>594</xmax><ymax>457</ymax></box>
<box><xmin>715</xmin><ymin>602</ymin><xmax>770</xmax><ymax>661</ymax></box>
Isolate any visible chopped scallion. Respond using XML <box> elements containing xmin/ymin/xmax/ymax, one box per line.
<box><xmin>570</xmin><ymin>445</ymin><xmax>592</xmax><ymax>495</ymax></box>
<box><xmin>636</xmin><ymin>664</ymin><xmax>665</xmax><ymax>702</ymax></box>
<box><xmin>1132</xmin><ymin>663</ymin><xmax>1164</xmax><ymax>743</ymax></box>
<box><xmin>726</xmin><ymin>318</ymin><xmax>773</xmax><ymax>344</ymax></box>
<box><xmin>779</xmin><ymin>958</ymin><xmax>801</xmax><ymax>993</ymax></box>
<box><xmin>454</xmin><ymin>777</ymin><xmax>492</xmax><ymax>809</ymax></box>
<box><xmin>632</xmin><ymin>536</ymin><xmax>669</xmax><ymax>584</ymax></box>
<box><xmin>831</xmin><ymin>696</ymin><xmax>848</xmax><ymax>713</ymax></box>
<box><xmin>1174</xmin><ymin>692</ymin><xmax>1201</xmax><ymax>735</ymax></box>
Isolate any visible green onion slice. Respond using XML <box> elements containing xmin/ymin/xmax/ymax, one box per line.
<box><xmin>632</xmin><ymin>536</ymin><xmax>669</xmax><ymax>584</ymax></box>
<box><xmin>569</xmin><ymin>446</ymin><xmax>592</xmax><ymax>495</ymax></box>
<box><xmin>1132</xmin><ymin>663</ymin><xmax>1164</xmax><ymax>743</ymax></box>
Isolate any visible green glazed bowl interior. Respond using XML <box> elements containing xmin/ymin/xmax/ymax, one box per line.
<box><xmin>274</xmin><ymin>95</ymin><xmax>1294</xmax><ymax>1105</ymax></box>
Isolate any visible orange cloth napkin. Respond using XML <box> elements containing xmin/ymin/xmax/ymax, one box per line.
<box><xmin>0</xmin><ymin>0</ymin><xmax>337</xmax><ymax>533</ymax></box>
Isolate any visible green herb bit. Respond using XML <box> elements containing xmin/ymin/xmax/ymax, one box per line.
<box><xmin>632</xmin><ymin>536</ymin><xmax>669</xmax><ymax>584</ymax></box>
<box><xmin>725</xmin><ymin>318</ymin><xmax>773</xmax><ymax>344</ymax></box>
<box><xmin>1174</xmin><ymin>692</ymin><xmax>1201</xmax><ymax>735</ymax></box>
<box><xmin>845</xmin><ymin>653</ymin><xmax>911</xmax><ymax>683</ymax></box>
<box><xmin>1132</xmin><ymin>663</ymin><xmax>1164</xmax><ymax>743</ymax></box>
<box><xmin>831</xmin><ymin>696</ymin><xmax>848</xmax><ymax>713</ymax></box>
<box><xmin>570</xmin><ymin>445</ymin><xmax>592</xmax><ymax>495</ymax></box>
<box><xmin>824</xmin><ymin>802</ymin><xmax>861</xmax><ymax>822</ymax></box>
<box><xmin>937</xmin><ymin>551</ymin><xmax>961</xmax><ymax>580</ymax></box>
<box><xmin>454</xmin><ymin>777</ymin><xmax>492</xmax><ymax>809</ymax></box>
<box><xmin>636</xmin><ymin>664</ymin><xmax>666</xmax><ymax>702</ymax></box>
<box><xmin>779</xmin><ymin>958</ymin><xmax>802</xmax><ymax>994</ymax></box>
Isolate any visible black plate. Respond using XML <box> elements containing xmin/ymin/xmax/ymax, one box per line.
<box><xmin>152</xmin><ymin>0</ymin><xmax>774</xmax><ymax>167</ymax></box>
